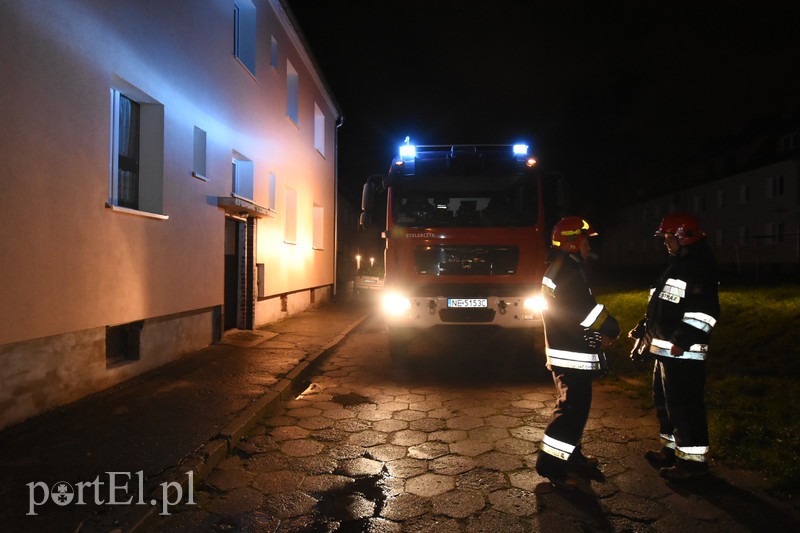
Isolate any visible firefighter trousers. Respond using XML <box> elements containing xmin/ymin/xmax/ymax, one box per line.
<box><xmin>536</xmin><ymin>367</ymin><xmax>593</xmax><ymax>477</ymax></box>
<box><xmin>653</xmin><ymin>357</ymin><xmax>709</xmax><ymax>466</ymax></box>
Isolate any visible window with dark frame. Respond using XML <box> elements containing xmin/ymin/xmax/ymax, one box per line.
<box><xmin>117</xmin><ymin>94</ymin><xmax>140</xmax><ymax>209</ymax></box>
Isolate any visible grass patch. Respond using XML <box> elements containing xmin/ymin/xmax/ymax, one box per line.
<box><xmin>596</xmin><ymin>284</ymin><xmax>800</xmax><ymax>495</ymax></box>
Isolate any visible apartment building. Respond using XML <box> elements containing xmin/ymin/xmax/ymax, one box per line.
<box><xmin>603</xmin><ymin>115</ymin><xmax>800</xmax><ymax>277</ymax></box>
<box><xmin>0</xmin><ymin>0</ymin><xmax>341</xmax><ymax>429</ymax></box>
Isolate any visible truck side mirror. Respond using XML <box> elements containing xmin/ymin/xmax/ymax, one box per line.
<box><xmin>361</xmin><ymin>182</ymin><xmax>375</xmax><ymax>212</ymax></box>
<box><xmin>359</xmin><ymin>211</ymin><xmax>371</xmax><ymax>229</ymax></box>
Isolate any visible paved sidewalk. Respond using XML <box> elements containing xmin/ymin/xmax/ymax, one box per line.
<box><xmin>0</xmin><ymin>295</ymin><xmax>370</xmax><ymax>533</ymax></box>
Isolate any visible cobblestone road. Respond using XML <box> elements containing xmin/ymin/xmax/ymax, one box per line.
<box><xmin>150</xmin><ymin>312</ymin><xmax>799</xmax><ymax>532</ymax></box>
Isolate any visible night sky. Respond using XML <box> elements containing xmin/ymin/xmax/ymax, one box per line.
<box><xmin>287</xmin><ymin>2</ymin><xmax>800</xmax><ymax>213</ymax></box>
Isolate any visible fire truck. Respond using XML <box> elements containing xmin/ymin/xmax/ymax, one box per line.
<box><xmin>361</xmin><ymin>141</ymin><xmax>562</xmax><ymax>361</ymax></box>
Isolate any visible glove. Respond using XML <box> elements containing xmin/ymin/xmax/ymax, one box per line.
<box><xmin>670</xmin><ymin>344</ymin><xmax>685</xmax><ymax>357</ymax></box>
<box><xmin>583</xmin><ymin>329</ymin><xmax>604</xmax><ymax>351</ymax></box>
<box><xmin>628</xmin><ymin>318</ymin><xmax>647</xmax><ymax>339</ymax></box>
<box><xmin>629</xmin><ymin>331</ymin><xmax>651</xmax><ymax>363</ymax></box>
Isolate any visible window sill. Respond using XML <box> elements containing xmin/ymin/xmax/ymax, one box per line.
<box><xmin>192</xmin><ymin>171</ymin><xmax>209</xmax><ymax>182</ymax></box>
<box><xmin>234</xmin><ymin>55</ymin><xmax>257</xmax><ymax>81</ymax></box>
<box><xmin>106</xmin><ymin>203</ymin><xmax>169</xmax><ymax>220</ymax></box>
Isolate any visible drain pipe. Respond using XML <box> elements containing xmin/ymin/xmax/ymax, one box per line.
<box><xmin>333</xmin><ymin>114</ymin><xmax>345</xmax><ymax>297</ymax></box>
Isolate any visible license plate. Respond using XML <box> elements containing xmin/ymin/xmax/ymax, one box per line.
<box><xmin>447</xmin><ymin>298</ymin><xmax>488</xmax><ymax>308</ymax></box>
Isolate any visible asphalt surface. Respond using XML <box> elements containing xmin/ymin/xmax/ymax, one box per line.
<box><xmin>1</xmin><ymin>292</ymin><xmax>798</xmax><ymax>532</ymax></box>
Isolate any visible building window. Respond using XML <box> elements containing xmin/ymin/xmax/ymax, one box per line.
<box><xmin>193</xmin><ymin>126</ymin><xmax>207</xmax><ymax>180</ymax></box>
<box><xmin>106</xmin><ymin>320</ymin><xmax>144</xmax><ymax>366</ymax></box>
<box><xmin>313</xmin><ymin>204</ymin><xmax>324</xmax><ymax>250</ymax></box>
<box><xmin>314</xmin><ymin>103</ymin><xmax>325</xmax><ymax>156</ymax></box>
<box><xmin>287</xmin><ymin>60</ymin><xmax>299</xmax><ymax>125</ymax></box>
<box><xmin>767</xmin><ymin>176</ymin><xmax>785</xmax><ymax>198</ymax></box>
<box><xmin>779</xmin><ymin>132</ymin><xmax>798</xmax><ymax>152</ymax></box>
<box><xmin>232</xmin><ymin>151</ymin><xmax>254</xmax><ymax>200</ymax></box>
<box><xmin>768</xmin><ymin>223</ymin><xmax>785</xmax><ymax>244</ymax></box>
<box><xmin>109</xmin><ymin>85</ymin><xmax>164</xmax><ymax>215</ymax></box>
<box><xmin>234</xmin><ymin>0</ymin><xmax>257</xmax><ymax>76</ymax></box>
<box><xmin>270</xmin><ymin>36</ymin><xmax>278</xmax><ymax>70</ymax></box>
<box><xmin>284</xmin><ymin>189</ymin><xmax>297</xmax><ymax>244</ymax></box>
<box><xmin>738</xmin><ymin>226</ymin><xmax>748</xmax><ymax>245</ymax></box>
<box><xmin>739</xmin><ymin>183</ymin><xmax>749</xmax><ymax>204</ymax></box>
<box><xmin>268</xmin><ymin>172</ymin><xmax>277</xmax><ymax>211</ymax></box>
<box><xmin>716</xmin><ymin>190</ymin><xmax>725</xmax><ymax>209</ymax></box>
<box><xmin>693</xmin><ymin>195</ymin><xmax>705</xmax><ymax>213</ymax></box>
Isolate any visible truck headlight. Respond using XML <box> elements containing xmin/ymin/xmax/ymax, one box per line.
<box><xmin>523</xmin><ymin>295</ymin><xmax>548</xmax><ymax>313</ymax></box>
<box><xmin>383</xmin><ymin>292</ymin><xmax>411</xmax><ymax>316</ymax></box>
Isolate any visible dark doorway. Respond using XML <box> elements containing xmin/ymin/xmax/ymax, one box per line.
<box><xmin>224</xmin><ymin>217</ymin><xmax>242</xmax><ymax>330</ymax></box>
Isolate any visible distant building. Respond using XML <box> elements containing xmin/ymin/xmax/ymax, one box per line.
<box><xmin>603</xmin><ymin>113</ymin><xmax>800</xmax><ymax>278</ymax></box>
<box><xmin>0</xmin><ymin>0</ymin><xmax>341</xmax><ymax>429</ymax></box>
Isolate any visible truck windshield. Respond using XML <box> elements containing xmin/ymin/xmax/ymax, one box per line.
<box><xmin>391</xmin><ymin>176</ymin><xmax>538</xmax><ymax>228</ymax></box>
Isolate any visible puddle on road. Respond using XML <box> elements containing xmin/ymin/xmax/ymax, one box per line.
<box><xmin>330</xmin><ymin>392</ymin><xmax>372</xmax><ymax>407</ymax></box>
<box><xmin>303</xmin><ymin>466</ymin><xmax>390</xmax><ymax>532</ymax></box>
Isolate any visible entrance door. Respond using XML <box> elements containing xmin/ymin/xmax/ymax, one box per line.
<box><xmin>224</xmin><ymin>218</ymin><xmax>242</xmax><ymax>330</ymax></box>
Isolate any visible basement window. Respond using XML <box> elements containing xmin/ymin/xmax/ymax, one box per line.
<box><xmin>106</xmin><ymin>320</ymin><xmax>144</xmax><ymax>366</ymax></box>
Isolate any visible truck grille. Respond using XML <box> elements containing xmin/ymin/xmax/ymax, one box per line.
<box><xmin>415</xmin><ymin>246</ymin><xmax>519</xmax><ymax>276</ymax></box>
<box><xmin>439</xmin><ymin>308</ymin><xmax>497</xmax><ymax>323</ymax></box>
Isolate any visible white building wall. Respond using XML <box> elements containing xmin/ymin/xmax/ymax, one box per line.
<box><xmin>0</xmin><ymin>0</ymin><xmax>340</xmax><ymax>429</ymax></box>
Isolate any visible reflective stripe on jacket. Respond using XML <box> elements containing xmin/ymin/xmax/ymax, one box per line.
<box><xmin>541</xmin><ymin>252</ymin><xmax>619</xmax><ymax>371</ymax></box>
<box><xmin>645</xmin><ymin>243</ymin><xmax>720</xmax><ymax>359</ymax></box>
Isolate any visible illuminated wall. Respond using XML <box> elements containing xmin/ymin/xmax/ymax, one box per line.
<box><xmin>0</xmin><ymin>0</ymin><xmax>340</xmax><ymax>427</ymax></box>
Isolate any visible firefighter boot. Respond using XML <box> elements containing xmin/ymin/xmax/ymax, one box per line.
<box><xmin>659</xmin><ymin>460</ymin><xmax>708</xmax><ymax>481</ymax></box>
<box><xmin>568</xmin><ymin>447</ymin><xmax>604</xmax><ymax>481</ymax></box>
<box><xmin>569</xmin><ymin>447</ymin><xmax>599</xmax><ymax>468</ymax></box>
<box><xmin>536</xmin><ymin>452</ymin><xmax>582</xmax><ymax>491</ymax></box>
<box><xmin>645</xmin><ymin>446</ymin><xmax>676</xmax><ymax>467</ymax></box>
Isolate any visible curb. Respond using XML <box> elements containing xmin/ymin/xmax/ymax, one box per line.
<box><xmin>125</xmin><ymin>311</ymin><xmax>370</xmax><ymax>532</ymax></box>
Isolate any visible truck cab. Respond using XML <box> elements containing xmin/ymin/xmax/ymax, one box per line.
<box><xmin>362</xmin><ymin>142</ymin><xmax>554</xmax><ymax>360</ymax></box>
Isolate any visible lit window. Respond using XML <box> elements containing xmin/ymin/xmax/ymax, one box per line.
<box><xmin>284</xmin><ymin>189</ymin><xmax>297</xmax><ymax>244</ymax></box>
<box><xmin>314</xmin><ymin>103</ymin><xmax>325</xmax><ymax>156</ymax></box>
<box><xmin>287</xmin><ymin>60</ymin><xmax>299</xmax><ymax>124</ymax></box>
<box><xmin>232</xmin><ymin>151</ymin><xmax>254</xmax><ymax>200</ymax></box>
<box><xmin>109</xmin><ymin>85</ymin><xmax>165</xmax><ymax>215</ymax></box>
<box><xmin>193</xmin><ymin>126</ymin><xmax>207</xmax><ymax>180</ymax></box>
<box><xmin>313</xmin><ymin>204</ymin><xmax>324</xmax><ymax>250</ymax></box>
<box><xmin>234</xmin><ymin>0</ymin><xmax>257</xmax><ymax>76</ymax></box>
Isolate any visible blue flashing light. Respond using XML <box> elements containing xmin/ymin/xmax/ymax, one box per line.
<box><xmin>513</xmin><ymin>144</ymin><xmax>529</xmax><ymax>155</ymax></box>
<box><xmin>399</xmin><ymin>144</ymin><xmax>416</xmax><ymax>158</ymax></box>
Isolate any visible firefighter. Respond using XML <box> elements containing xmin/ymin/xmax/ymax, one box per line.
<box><xmin>629</xmin><ymin>213</ymin><xmax>720</xmax><ymax>481</ymax></box>
<box><xmin>536</xmin><ymin>216</ymin><xmax>620</xmax><ymax>490</ymax></box>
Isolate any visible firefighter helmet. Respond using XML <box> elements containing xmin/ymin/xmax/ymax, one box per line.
<box><xmin>655</xmin><ymin>213</ymin><xmax>705</xmax><ymax>245</ymax></box>
<box><xmin>551</xmin><ymin>216</ymin><xmax>598</xmax><ymax>253</ymax></box>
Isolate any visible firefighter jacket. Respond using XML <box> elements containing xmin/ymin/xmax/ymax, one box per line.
<box><xmin>645</xmin><ymin>240</ymin><xmax>720</xmax><ymax>361</ymax></box>
<box><xmin>541</xmin><ymin>251</ymin><xmax>620</xmax><ymax>370</ymax></box>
